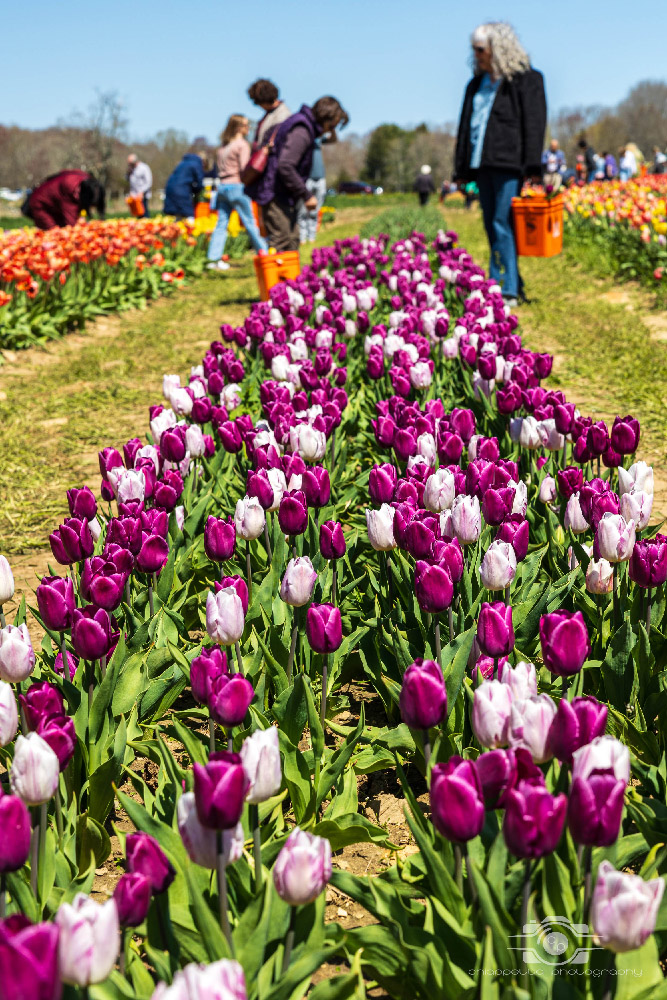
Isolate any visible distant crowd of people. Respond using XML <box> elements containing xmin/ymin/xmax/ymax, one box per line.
<box><xmin>542</xmin><ymin>137</ymin><xmax>667</xmax><ymax>189</ymax></box>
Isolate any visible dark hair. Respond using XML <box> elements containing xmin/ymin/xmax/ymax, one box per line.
<box><xmin>79</xmin><ymin>176</ymin><xmax>105</xmax><ymax>218</ymax></box>
<box><xmin>312</xmin><ymin>97</ymin><xmax>349</xmax><ymax>142</ymax></box>
<box><xmin>248</xmin><ymin>79</ymin><xmax>279</xmax><ymax>106</ymax></box>
<box><xmin>577</xmin><ymin>139</ymin><xmax>587</xmax><ymax>149</ymax></box>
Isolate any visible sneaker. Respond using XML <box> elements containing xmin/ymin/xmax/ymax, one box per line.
<box><xmin>503</xmin><ymin>296</ymin><xmax>518</xmax><ymax>308</ymax></box>
<box><xmin>207</xmin><ymin>260</ymin><xmax>230</xmax><ymax>271</ymax></box>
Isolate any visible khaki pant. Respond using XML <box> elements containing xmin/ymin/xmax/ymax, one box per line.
<box><xmin>542</xmin><ymin>172</ymin><xmax>562</xmax><ymax>191</ymax></box>
<box><xmin>263</xmin><ymin>198</ymin><xmax>299</xmax><ymax>252</ymax></box>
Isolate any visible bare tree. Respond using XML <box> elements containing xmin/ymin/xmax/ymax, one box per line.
<box><xmin>60</xmin><ymin>91</ymin><xmax>129</xmax><ymax>190</ymax></box>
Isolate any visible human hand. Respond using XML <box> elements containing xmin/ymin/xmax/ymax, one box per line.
<box><xmin>304</xmin><ymin>196</ymin><xmax>318</xmax><ymax>210</ymax></box>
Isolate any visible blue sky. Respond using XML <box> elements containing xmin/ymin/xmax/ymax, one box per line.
<box><xmin>3</xmin><ymin>0</ymin><xmax>665</xmax><ymax>140</ymax></box>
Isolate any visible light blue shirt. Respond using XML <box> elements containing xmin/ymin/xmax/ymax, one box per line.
<box><xmin>469</xmin><ymin>73</ymin><xmax>501</xmax><ymax>169</ymax></box>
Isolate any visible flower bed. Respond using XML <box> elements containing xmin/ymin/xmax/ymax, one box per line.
<box><xmin>0</xmin><ymin>218</ymin><xmax>209</xmax><ymax>350</ymax></box>
<box><xmin>563</xmin><ymin>177</ymin><xmax>667</xmax><ymax>297</ymax></box>
<box><xmin>0</xmin><ymin>222</ymin><xmax>665</xmax><ymax>999</ymax></box>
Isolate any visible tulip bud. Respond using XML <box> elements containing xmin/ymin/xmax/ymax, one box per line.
<box><xmin>19</xmin><ymin>681</ymin><xmax>64</xmax><ymax>732</ymax></box>
<box><xmin>55</xmin><ymin>893</ymin><xmax>120</xmax><ymax>986</ymax></box>
<box><xmin>306</xmin><ymin>604</ymin><xmax>343</xmax><ymax>654</ymax></box>
<box><xmin>498</xmin><ymin>660</ymin><xmax>537</xmax><ymax>701</ymax></box>
<box><xmin>0</xmin><ymin>789</ymin><xmax>31</xmax><ymax>873</ymax></box>
<box><xmin>190</xmin><ymin>646</ymin><xmax>228</xmax><ymax>706</ymax></box>
<box><xmin>473</xmin><ymin>748</ymin><xmax>517</xmax><ymax>808</ymax></box>
<box><xmin>126</xmin><ymin>832</ymin><xmax>175</xmax><ymax>894</ymax></box>
<box><xmin>547</xmin><ymin>695</ymin><xmax>607</xmax><ymax>765</ymax></box>
<box><xmin>572</xmin><ymin>735</ymin><xmax>630</xmax><ymax>784</ymax></box>
<box><xmin>273</xmin><ymin>827</ymin><xmax>332</xmax><ymax>905</ymax></box>
<box><xmin>472</xmin><ymin>680</ymin><xmax>513</xmax><ymax>748</ymax></box>
<box><xmin>234</xmin><ymin>496</ymin><xmax>266</xmax><ymax>541</ymax></box>
<box><xmin>114</xmin><ymin>872</ymin><xmax>151</xmax><ymax>927</ymax></box>
<box><xmin>479</xmin><ymin>540</ymin><xmax>516</xmax><ymax>591</ymax></box>
<box><xmin>539</xmin><ymin>610</ymin><xmax>590</xmax><ymax>676</ymax></box>
<box><xmin>399</xmin><ymin>659</ymin><xmax>447</xmax><ymax>730</ymax></box>
<box><xmin>477</xmin><ymin>602</ymin><xmax>514</xmax><ymax>658</ymax></box>
<box><xmin>177</xmin><ymin>791</ymin><xmax>244</xmax><ymax>869</ymax></box>
<box><xmin>568</xmin><ymin>773</ymin><xmax>625</xmax><ymax>847</ymax></box>
<box><xmin>0</xmin><ymin>625</ymin><xmax>35</xmax><ymax>684</ymax></box>
<box><xmin>369</xmin><ymin>464</ymin><xmax>397</xmax><ymax>504</ymax></box>
<box><xmin>278</xmin><ymin>491</ymin><xmax>308</xmax><ymax>536</ymax></box>
<box><xmin>451</xmin><ymin>494</ymin><xmax>481</xmax><ymax>545</ymax></box>
<box><xmin>206</xmin><ymin>587</ymin><xmax>245</xmax><ymax>646</ymax></box>
<box><xmin>590</xmin><ymin>861</ymin><xmax>664</xmax><ymax>953</ymax></box>
<box><xmin>430</xmin><ymin>757</ymin><xmax>485</xmax><ymax>842</ymax></box>
<box><xmin>0</xmin><ymin>918</ymin><xmax>60</xmax><ymax>999</ymax></box>
<box><xmin>629</xmin><ymin>536</ymin><xmax>667</xmax><ymax>588</ymax></box>
<box><xmin>423</xmin><ymin>468</ymin><xmax>456</xmax><ymax>513</ymax></box>
<box><xmin>10</xmin><ymin>733</ymin><xmax>60</xmax><ymax>805</ymax></box>
<box><xmin>0</xmin><ymin>682</ymin><xmax>18</xmax><ymax>747</ymax></box>
<box><xmin>193</xmin><ymin>751</ymin><xmax>249</xmax><ymax>829</ymax></box>
<box><xmin>596</xmin><ymin>513</ymin><xmax>636</xmax><ymax>563</ymax></box>
<box><xmin>280</xmin><ymin>557</ymin><xmax>317</xmax><ymax>607</ymax></box>
<box><xmin>209</xmin><ymin>674</ymin><xmax>254</xmax><ymax>728</ymax></box>
<box><xmin>36</xmin><ymin>714</ymin><xmax>76</xmax><ymax>770</ymax></box>
<box><xmin>204</xmin><ymin>516</ymin><xmax>236</xmax><ymax>562</ymax></box>
<box><xmin>414</xmin><ymin>560</ymin><xmax>453</xmax><ymax>613</ymax></box>
<box><xmin>539</xmin><ymin>476</ymin><xmax>556</xmax><ymax>503</ymax></box>
<box><xmin>365</xmin><ymin>505</ymin><xmax>396</xmax><ymax>551</ymax></box>
<box><xmin>320</xmin><ymin>521</ymin><xmax>346</xmax><ymax>560</ymax></box>
<box><xmin>71</xmin><ymin>607</ymin><xmax>115</xmax><ymax>662</ymax></box>
<box><xmin>586</xmin><ymin>557</ymin><xmax>614</xmax><ymax>594</ymax></box>
<box><xmin>503</xmin><ymin>780</ymin><xmax>567</xmax><ymax>858</ymax></box>
<box><xmin>508</xmin><ymin>694</ymin><xmax>557</xmax><ymax>763</ymax></box>
<box><xmin>240</xmin><ymin>727</ymin><xmax>282</xmax><ymax>804</ymax></box>
<box><xmin>0</xmin><ymin>556</ymin><xmax>15</xmax><ymax>605</ymax></box>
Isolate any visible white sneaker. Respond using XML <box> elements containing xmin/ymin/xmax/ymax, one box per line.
<box><xmin>207</xmin><ymin>260</ymin><xmax>230</xmax><ymax>271</ymax></box>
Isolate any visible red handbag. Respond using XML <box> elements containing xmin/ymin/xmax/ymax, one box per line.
<box><xmin>240</xmin><ymin>130</ymin><xmax>276</xmax><ymax>186</ymax></box>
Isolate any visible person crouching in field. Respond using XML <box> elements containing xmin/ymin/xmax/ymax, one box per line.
<box><xmin>24</xmin><ymin>170</ymin><xmax>105</xmax><ymax>230</ymax></box>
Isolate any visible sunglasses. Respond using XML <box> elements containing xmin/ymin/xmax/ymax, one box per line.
<box><xmin>473</xmin><ymin>45</ymin><xmax>486</xmax><ymax>53</ymax></box>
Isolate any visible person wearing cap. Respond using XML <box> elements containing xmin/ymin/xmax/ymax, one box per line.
<box><xmin>414</xmin><ymin>165</ymin><xmax>435</xmax><ymax>206</ymax></box>
<box><xmin>127</xmin><ymin>154</ymin><xmax>153</xmax><ymax>217</ymax></box>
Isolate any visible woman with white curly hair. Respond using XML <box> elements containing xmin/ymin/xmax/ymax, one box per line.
<box><xmin>454</xmin><ymin>22</ymin><xmax>547</xmax><ymax>306</ymax></box>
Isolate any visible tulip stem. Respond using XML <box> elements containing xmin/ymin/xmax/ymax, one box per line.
<box><xmin>209</xmin><ymin>718</ymin><xmax>216</xmax><ymax>753</ymax></box>
<box><xmin>264</xmin><ymin>522</ymin><xmax>273</xmax><ymax>565</ymax></box>
<box><xmin>37</xmin><ymin>802</ymin><xmax>47</xmax><ymax>903</ymax></box>
<box><xmin>216</xmin><ymin>831</ymin><xmax>234</xmax><ymax>956</ymax></box>
<box><xmin>119</xmin><ymin>927</ymin><xmax>126</xmax><ymax>976</ymax></box>
<box><xmin>453</xmin><ymin>844</ymin><xmax>463</xmax><ymax>893</ymax></box>
<box><xmin>386</xmin><ymin>553</ymin><xmax>393</xmax><ymax>605</ymax></box>
<box><xmin>60</xmin><ymin>631</ymin><xmax>68</xmax><ymax>671</ymax></box>
<box><xmin>287</xmin><ymin>618</ymin><xmax>298</xmax><ymax>684</ymax></box>
<box><xmin>612</xmin><ymin>564</ymin><xmax>619</xmax><ymax>631</ymax></box>
<box><xmin>148</xmin><ymin>581</ymin><xmax>155</xmax><ymax>618</ymax></box>
<box><xmin>520</xmin><ymin>858</ymin><xmax>532</xmax><ymax>990</ymax></box>
<box><xmin>330</xmin><ymin>427</ymin><xmax>336</xmax><ymax>471</ymax></box>
<box><xmin>227</xmin><ymin>729</ymin><xmax>233</xmax><ymax>752</ymax></box>
<box><xmin>246</xmin><ymin>542</ymin><xmax>253</xmax><ymax>606</ymax></box>
<box><xmin>448</xmin><ymin>604</ymin><xmax>455</xmax><ymax>643</ymax></box>
<box><xmin>0</xmin><ymin>874</ymin><xmax>5</xmax><ymax>919</ymax></box>
<box><xmin>0</xmin><ymin>609</ymin><xmax>5</xmax><ymax>629</ymax></box>
<box><xmin>582</xmin><ymin>845</ymin><xmax>593</xmax><ymax>922</ymax></box>
<box><xmin>281</xmin><ymin>907</ymin><xmax>296</xmax><ymax>975</ymax></box>
<box><xmin>646</xmin><ymin>588</ymin><xmax>652</xmax><ymax>634</ymax></box>
<box><xmin>30</xmin><ymin>809</ymin><xmax>39</xmax><ymax>896</ymax></box>
<box><xmin>250</xmin><ymin>803</ymin><xmax>263</xmax><ymax>893</ymax></box>
<box><xmin>88</xmin><ymin>661</ymin><xmax>95</xmax><ymax>718</ymax></box>
<box><xmin>332</xmin><ymin>565</ymin><xmax>337</xmax><ymax>608</ymax></box>
<box><xmin>422</xmin><ymin>731</ymin><xmax>431</xmax><ymax>768</ymax></box>
<box><xmin>125</xmin><ymin>579</ymin><xmax>131</xmax><ymax>608</ymax></box>
<box><xmin>55</xmin><ymin>784</ymin><xmax>63</xmax><ymax>846</ymax></box>
<box><xmin>321</xmin><ymin>655</ymin><xmax>328</xmax><ymax>734</ymax></box>
<box><xmin>100</xmin><ymin>654</ymin><xmax>107</xmax><ymax>680</ymax></box>
<box><xmin>462</xmin><ymin>843</ymin><xmax>477</xmax><ymax>904</ymax></box>
<box><xmin>235</xmin><ymin>641</ymin><xmax>244</xmax><ymax>677</ymax></box>
<box><xmin>504</xmin><ymin>584</ymin><xmax>510</xmax><ymax>606</ymax></box>
<box><xmin>434</xmin><ymin>621</ymin><xmax>442</xmax><ymax>668</ymax></box>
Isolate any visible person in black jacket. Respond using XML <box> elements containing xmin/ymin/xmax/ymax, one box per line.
<box><xmin>414</xmin><ymin>165</ymin><xmax>435</xmax><ymax>205</ymax></box>
<box><xmin>454</xmin><ymin>22</ymin><xmax>546</xmax><ymax>305</ymax></box>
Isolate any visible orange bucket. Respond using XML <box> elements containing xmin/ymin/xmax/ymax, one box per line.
<box><xmin>512</xmin><ymin>193</ymin><xmax>564</xmax><ymax>257</ymax></box>
<box><xmin>253</xmin><ymin>251</ymin><xmax>301</xmax><ymax>301</ymax></box>
<box><xmin>126</xmin><ymin>195</ymin><xmax>145</xmax><ymax>218</ymax></box>
<box><xmin>194</xmin><ymin>202</ymin><xmax>210</xmax><ymax>219</ymax></box>
<box><xmin>251</xmin><ymin>201</ymin><xmax>267</xmax><ymax>237</ymax></box>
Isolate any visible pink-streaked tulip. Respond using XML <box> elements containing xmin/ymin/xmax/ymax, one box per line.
<box><xmin>498</xmin><ymin>660</ymin><xmax>537</xmax><ymax>701</ymax></box>
<box><xmin>539</xmin><ymin>476</ymin><xmax>556</xmax><ymax>503</ymax></box>
<box><xmin>280</xmin><ymin>557</ymin><xmax>317</xmax><ymax>607</ymax></box>
<box><xmin>539</xmin><ymin>611</ymin><xmax>590</xmax><ymax>677</ymax></box>
<box><xmin>0</xmin><ymin>556</ymin><xmax>14</xmax><ymax>605</ymax></box>
<box><xmin>218</xmin><ymin>576</ymin><xmax>249</xmax><ymax>616</ymax></box>
<box><xmin>508</xmin><ymin>694</ymin><xmax>557</xmax><ymax>764</ymax></box>
<box><xmin>423</xmin><ymin>468</ymin><xmax>456</xmax><ymax>514</ymax></box>
<box><xmin>451</xmin><ymin>494</ymin><xmax>481</xmax><ymax>545</ymax></box>
<box><xmin>590</xmin><ymin>861</ymin><xmax>664</xmax><ymax>953</ymax></box>
<box><xmin>596</xmin><ymin>513</ymin><xmax>636</xmax><ymax>563</ymax></box>
<box><xmin>177</xmin><ymin>792</ymin><xmax>243</xmax><ymax>869</ymax></box>
<box><xmin>240</xmin><ymin>727</ymin><xmax>282</xmax><ymax>804</ymax></box>
<box><xmin>0</xmin><ymin>625</ymin><xmax>35</xmax><ymax>684</ymax></box>
<box><xmin>10</xmin><ymin>733</ymin><xmax>59</xmax><ymax>805</ymax></box>
<box><xmin>273</xmin><ymin>827</ymin><xmax>332</xmax><ymax>906</ymax></box>
<box><xmin>564</xmin><ymin>493</ymin><xmax>589</xmax><ymax>534</ymax></box>
<box><xmin>289</xmin><ymin>423</ymin><xmax>327</xmax><ymax>462</ymax></box>
<box><xmin>206</xmin><ymin>588</ymin><xmax>245</xmax><ymax>646</ymax></box>
<box><xmin>0</xmin><ymin>682</ymin><xmax>18</xmax><ymax>746</ymax></box>
<box><xmin>618</xmin><ymin>461</ymin><xmax>653</xmax><ymax>497</ymax></box>
<box><xmin>620</xmin><ymin>489</ymin><xmax>653</xmax><ymax>531</ymax></box>
<box><xmin>586</xmin><ymin>557</ymin><xmax>614</xmax><ymax>594</ymax></box>
<box><xmin>479</xmin><ymin>540</ymin><xmax>516</xmax><ymax>591</ymax></box>
<box><xmin>55</xmin><ymin>893</ymin><xmax>119</xmax><ymax>986</ymax></box>
<box><xmin>430</xmin><ymin>757</ymin><xmax>485</xmax><ymax>842</ymax></box>
<box><xmin>472</xmin><ymin>680</ymin><xmax>513</xmax><ymax>748</ymax></box>
<box><xmin>572</xmin><ymin>735</ymin><xmax>630</xmax><ymax>784</ymax></box>
<box><xmin>234</xmin><ymin>496</ymin><xmax>266</xmax><ymax>541</ymax></box>
<box><xmin>399</xmin><ymin>659</ymin><xmax>447</xmax><ymax>730</ymax></box>
<box><xmin>366</xmin><ymin>505</ymin><xmax>396</xmax><ymax>551</ymax></box>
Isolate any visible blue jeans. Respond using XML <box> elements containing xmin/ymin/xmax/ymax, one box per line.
<box><xmin>207</xmin><ymin>184</ymin><xmax>268</xmax><ymax>260</ymax></box>
<box><xmin>476</xmin><ymin>169</ymin><xmax>522</xmax><ymax>299</ymax></box>
<box><xmin>143</xmin><ymin>195</ymin><xmax>150</xmax><ymax>218</ymax></box>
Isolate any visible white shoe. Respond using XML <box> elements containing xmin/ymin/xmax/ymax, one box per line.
<box><xmin>207</xmin><ymin>260</ymin><xmax>230</xmax><ymax>271</ymax></box>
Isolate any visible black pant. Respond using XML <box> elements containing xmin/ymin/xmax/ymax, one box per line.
<box><xmin>418</xmin><ymin>191</ymin><xmax>430</xmax><ymax>206</ymax></box>
<box><xmin>263</xmin><ymin>199</ymin><xmax>299</xmax><ymax>252</ymax></box>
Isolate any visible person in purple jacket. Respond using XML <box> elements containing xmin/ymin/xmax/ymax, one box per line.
<box><xmin>249</xmin><ymin>96</ymin><xmax>348</xmax><ymax>252</ymax></box>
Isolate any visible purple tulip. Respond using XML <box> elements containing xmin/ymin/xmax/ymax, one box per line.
<box><xmin>306</xmin><ymin>604</ymin><xmax>343</xmax><ymax>654</ymax></box>
<box><xmin>36</xmin><ymin>715</ymin><xmax>76</xmax><ymax>770</ymax></box>
<box><xmin>0</xmin><ymin>793</ymin><xmax>32</xmax><ymax>873</ymax></box>
<box><xmin>629</xmin><ymin>536</ymin><xmax>667</xmax><ymax>589</ymax></box>
<box><xmin>477</xmin><ymin>602</ymin><xmax>514</xmax><ymax>658</ymax></box>
<box><xmin>54</xmin><ymin>650</ymin><xmax>79</xmax><ymax>681</ymax></box>
<box><xmin>126</xmin><ymin>832</ymin><xmax>175</xmax><ymax>894</ymax></box>
<box><xmin>136</xmin><ymin>533</ymin><xmax>169</xmax><ymax>574</ymax></box>
<box><xmin>59</xmin><ymin>518</ymin><xmax>95</xmax><ymax>563</ymax></box>
<box><xmin>99</xmin><ymin>446</ymin><xmax>123</xmax><ymax>477</ymax></box>
<box><xmin>539</xmin><ymin>611</ymin><xmax>590</xmax><ymax>677</ymax></box>
<box><xmin>278</xmin><ymin>490</ymin><xmax>308</xmax><ymax>536</ymax></box>
<box><xmin>19</xmin><ymin>681</ymin><xmax>64</xmax><ymax>732</ymax></box>
<box><xmin>450</xmin><ymin>408</ymin><xmax>476</xmax><ymax>443</ymax></box>
<box><xmin>71</xmin><ymin>606</ymin><xmax>115</xmax><ymax>661</ymax></box>
<box><xmin>209</xmin><ymin>674</ymin><xmax>254</xmax><ymax>728</ymax></box>
<box><xmin>496</xmin><ymin>515</ymin><xmax>529</xmax><ymax>562</ymax></box>
<box><xmin>204</xmin><ymin>516</ymin><xmax>236</xmax><ymax>563</ymax></box>
<box><xmin>481</xmin><ymin>487</ymin><xmax>515</xmax><ymax>527</ymax></box>
<box><xmin>114</xmin><ymin>872</ymin><xmax>152</xmax><ymax>927</ymax></box>
<box><xmin>473</xmin><ymin>748</ymin><xmax>517</xmax><ymax>808</ymax></box>
<box><xmin>67</xmin><ymin>486</ymin><xmax>97</xmax><ymax>521</ymax></box>
<box><xmin>320</xmin><ymin>521</ymin><xmax>346</xmax><ymax>560</ymax></box>
<box><xmin>568</xmin><ymin>774</ymin><xmax>625</xmax><ymax>847</ymax></box>
<box><xmin>140</xmin><ymin>509</ymin><xmax>169</xmax><ymax>538</ymax></box>
<box><xmin>556</xmin><ymin>467</ymin><xmax>584</xmax><ymax>501</ymax></box>
<box><xmin>190</xmin><ymin>646</ymin><xmax>228</xmax><ymax>706</ymax></box>
<box><xmin>160</xmin><ymin>427</ymin><xmax>187</xmax><ymax>463</ymax></box>
<box><xmin>193</xmin><ymin>751</ymin><xmax>249</xmax><ymax>829</ymax></box>
<box><xmin>548</xmin><ymin>696</ymin><xmax>608</xmax><ymax>765</ymax></box>
<box><xmin>369</xmin><ymin>464</ymin><xmax>397</xmax><ymax>504</ymax></box>
<box><xmin>414</xmin><ymin>560</ymin><xmax>453</xmax><ymax>613</ymax></box>
<box><xmin>610</xmin><ymin>415</ymin><xmax>640</xmax><ymax>456</ymax></box>
<box><xmin>36</xmin><ymin>576</ymin><xmax>75</xmax><ymax>631</ymax></box>
<box><xmin>301</xmin><ymin>467</ymin><xmax>331</xmax><ymax>508</ymax></box>
<box><xmin>107</xmin><ymin>516</ymin><xmax>142</xmax><ymax>554</ymax></box>
<box><xmin>87</xmin><ymin>561</ymin><xmax>126</xmax><ymax>611</ymax></box>
<box><xmin>0</xmin><ymin>916</ymin><xmax>61</xmax><ymax>1000</ymax></box>
<box><xmin>246</xmin><ymin>470</ymin><xmax>274</xmax><ymax>510</ymax></box>
<box><xmin>503</xmin><ymin>780</ymin><xmax>567</xmax><ymax>858</ymax></box>
<box><xmin>430</xmin><ymin>757</ymin><xmax>485</xmax><ymax>842</ymax></box>
<box><xmin>399</xmin><ymin>659</ymin><xmax>447</xmax><ymax>730</ymax></box>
